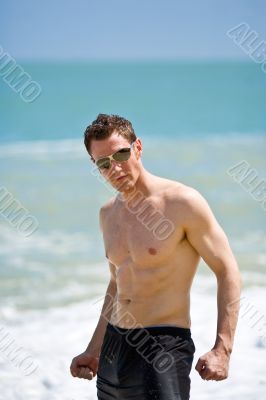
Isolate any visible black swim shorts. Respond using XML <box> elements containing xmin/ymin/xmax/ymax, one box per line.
<box><xmin>96</xmin><ymin>322</ymin><xmax>196</xmax><ymax>400</ymax></box>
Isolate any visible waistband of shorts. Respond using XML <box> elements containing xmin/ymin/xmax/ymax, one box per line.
<box><xmin>106</xmin><ymin>322</ymin><xmax>191</xmax><ymax>340</ymax></box>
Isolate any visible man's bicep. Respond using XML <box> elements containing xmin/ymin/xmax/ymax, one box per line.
<box><xmin>183</xmin><ymin>190</ymin><xmax>237</xmax><ymax>276</ymax></box>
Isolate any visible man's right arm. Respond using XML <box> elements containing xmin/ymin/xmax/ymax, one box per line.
<box><xmin>70</xmin><ymin>263</ymin><xmax>117</xmax><ymax>380</ymax></box>
<box><xmin>70</xmin><ymin>203</ymin><xmax>117</xmax><ymax>380</ymax></box>
<box><xmin>85</xmin><ymin>262</ymin><xmax>117</xmax><ymax>357</ymax></box>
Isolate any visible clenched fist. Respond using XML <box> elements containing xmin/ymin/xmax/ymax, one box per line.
<box><xmin>70</xmin><ymin>351</ymin><xmax>99</xmax><ymax>380</ymax></box>
<box><xmin>195</xmin><ymin>349</ymin><xmax>230</xmax><ymax>381</ymax></box>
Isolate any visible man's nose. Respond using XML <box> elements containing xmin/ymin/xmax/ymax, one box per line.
<box><xmin>111</xmin><ymin>160</ymin><xmax>123</xmax><ymax>172</ymax></box>
<box><xmin>105</xmin><ymin>160</ymin><xmax>122</xmax><ymax>178</ymax></box>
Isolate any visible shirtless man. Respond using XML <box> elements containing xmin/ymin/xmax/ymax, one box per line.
<box><xmin>70</xmin><ymin>114</ymin><xmax>242</xmax><ymax>400</ymax></box>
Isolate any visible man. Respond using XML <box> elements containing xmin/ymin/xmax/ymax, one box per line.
<box><xmin>70</xmin><ymin>114</ymin><xmax>242</xmax><ymax>400</ymax></box>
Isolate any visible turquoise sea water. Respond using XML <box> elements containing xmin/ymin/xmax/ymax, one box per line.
<box><xmin>1</xmin><ymin>61</ymin><xmax>266</xmax><ymax>141</ymax></box>
<box><xmin>0</xmin><ymin>62</ymin><xmax>266</xmax><ymax>399</ymax></box>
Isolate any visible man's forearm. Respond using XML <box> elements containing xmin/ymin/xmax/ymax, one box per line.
<box><xmin>213</xmin><ymin>267</ymin><xmax>242</xmax><ymax>356</ymax></box>
<box><xmin>86</xmin><ymin>280</ymin><xmax>117</xmax><ymax>357</ymax></box>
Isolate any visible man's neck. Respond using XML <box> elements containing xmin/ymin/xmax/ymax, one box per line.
<box><xmin>118</xmin><ymin>168</ymin><xmax>155</xmax><ymax>204</ymax></box>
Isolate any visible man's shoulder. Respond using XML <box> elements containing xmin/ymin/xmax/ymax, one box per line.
<box><xmin>99</xmin><ymin>197</ymin><xmax>116</xmax><ymax>231</ymax></box>
<box><xmin>163</xmin><ymin>180</ymin><xmax>202</xmax><ymax>204</ymax></box>
<box><xmin>100</xmin><ymin>196</ymin><xmax>116</xmax><ymax>215</ymax></box>
<box><xmin>163</xmin><ymin>180</ymin><xmax>211</xmax><ymax>217</ymax></box>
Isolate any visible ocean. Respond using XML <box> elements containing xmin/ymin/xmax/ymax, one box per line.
<box><xmin>0</xmin><ymin>61</ymin><xmax>266</xmax><ymax>399</ymax></box>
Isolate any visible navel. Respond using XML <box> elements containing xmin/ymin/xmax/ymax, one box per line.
<box><xmin>120</xmin><ymin>298</ymin><xmax>131</xmax><ymax>304</ymax></box>
<box><xmin>148</xmin><ymin>247</ymin><xmax>157</xmax><ymax>255</ymax></box>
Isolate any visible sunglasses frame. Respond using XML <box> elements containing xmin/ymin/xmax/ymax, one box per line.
<box><xmin>94</xmin><ymin>141</ymin><xmax>136</xmax><ymax>170</ymax></box>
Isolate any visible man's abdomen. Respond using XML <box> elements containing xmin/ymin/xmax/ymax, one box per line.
<box><xmin>110</xmin><ymin>290</ymin><xmax>191</xmax><ymax>329</ymax></box>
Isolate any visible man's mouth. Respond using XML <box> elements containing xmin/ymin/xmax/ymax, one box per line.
<box><xmin>116</xmin><ymin>175</ymin><xmax>127</xmax><ymax>181</ymax></box>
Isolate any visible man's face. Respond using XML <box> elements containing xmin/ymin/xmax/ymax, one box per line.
<box><xmin>90</xmin><ymin>132</ymin><xmax>142</xmax><ymax>192</ymax></box>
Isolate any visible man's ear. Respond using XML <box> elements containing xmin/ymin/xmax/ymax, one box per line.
<box><xmin>134</xmin><ymin>138</ymin><xmax>142</xmax><ymax>159</ymax></box>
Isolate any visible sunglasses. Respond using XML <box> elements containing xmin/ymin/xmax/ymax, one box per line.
<box><xmin>94</xmin><ymin>141</ymin><xmax>135</xmax><ymax>170</ymax></box>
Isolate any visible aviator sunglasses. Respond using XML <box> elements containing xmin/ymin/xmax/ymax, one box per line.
<box><xmin>94</xmin><ymin>141</ymin><xmax>136</xmax><ymax>170</ymax></box>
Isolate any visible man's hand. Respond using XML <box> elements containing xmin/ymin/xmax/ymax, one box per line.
<box><xmin>195</xmin><ymin>349</ymin><xmax>230</xmax><ymax>381</ymax></box>
<box><xmin>70</xmin><ymin>351</ymin><xmax>99</xmax><ymax>380</ymax></box>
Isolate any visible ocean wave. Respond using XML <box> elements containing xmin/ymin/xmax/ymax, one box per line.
<box><xmin>0</xmin><ymin>225</ymin><xmax>93</xmax><ymax>256</ymax></box>
<box><xmin>0</xmin><ymin>285</ymin><xmax>265</xmax><ymax>399</ymax></box>
<box><xmin>0</xmin><ymin>138</ymin><xmax>85</xmax><ymax>159</ymax></box>
<box><xmin>0</xmin><ymin>133</ymin><xmax>265</xmax><ymax>159</ymax></box>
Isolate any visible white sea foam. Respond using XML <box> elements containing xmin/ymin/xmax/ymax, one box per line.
<box><xmin>0</xmin><ymin>224</ymin><xmax>93</xmax><ymax>256</ymax></box>
<box><xmin>0</xmin><ymin>138</ymin><xmax>85</xmax><ymax>160</ymax></box>
<box><xmin>0</xmin><ymin>133</ymin><xmax>265</xmax><ymax>159</ymax></box>
<box><xmin>0</xmin><ymin>283</ymin><xmax>265</xmax><ymax>400</ymax></box>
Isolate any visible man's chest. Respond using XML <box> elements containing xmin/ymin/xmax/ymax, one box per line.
<box><xmin>102</xmin><ymin>200</ymin><xmax>184</xmax><ymax>267</ymax></box>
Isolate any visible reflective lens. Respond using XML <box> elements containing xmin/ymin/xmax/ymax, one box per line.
<box><xmin>96</xmin><ymin>147</ymin><xmax>132</xmax><ymax>170</ymax></box>
<box><xmin>113</xmin><ymin>148</ymin><xmax>131</xmax><ymax>161</ymax></box>
<box><xmin>97</xmin><ymin>158</ymin><xmax>111</xmax><ymax>169</ymax></box>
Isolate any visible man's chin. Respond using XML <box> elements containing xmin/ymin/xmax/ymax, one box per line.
<box><xmin>113</xmin><ymin>177</ymin><xmax>133</xmax><ymax>192</ymax></box>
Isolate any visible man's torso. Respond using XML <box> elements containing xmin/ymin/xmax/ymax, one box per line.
<box><xmin>101</xmin><ymin>178</ymin><xmax>201</xmax><ymax>329</ymax></box>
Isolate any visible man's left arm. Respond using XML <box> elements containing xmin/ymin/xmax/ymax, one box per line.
<box><xmin>182</xmin><ymin>188</ymin><xmax>242</xmax><ymax>381</ymax></box>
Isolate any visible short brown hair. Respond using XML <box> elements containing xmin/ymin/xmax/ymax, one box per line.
<box><xmin>84</xmin><ymin>114</ymin><xmax>137</xmax><ymax>157</ymax></box>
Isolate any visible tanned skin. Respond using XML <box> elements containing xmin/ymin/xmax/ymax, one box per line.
<box><xmin>70</xmin><ymin>132</ymin><xmax>242</xmax><ymax>382</ymax></box>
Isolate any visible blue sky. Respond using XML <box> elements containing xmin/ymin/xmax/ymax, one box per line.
<box><xmin>1</xmin><ymin>0</ymin><xmax>266</xmax><ymax>61</ymax></box>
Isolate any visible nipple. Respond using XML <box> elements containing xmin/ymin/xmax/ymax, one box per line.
<box><xmin>148</xmin><ymin>247</ymin><xmax>157</xmax><ymax>255</ymax></box>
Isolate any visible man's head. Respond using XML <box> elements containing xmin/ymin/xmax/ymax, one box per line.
<box><xmin>84</xmin><ymin>114</ymin><xmax>137</xmax><ymax>156</ymax></box>
<box><xmin>84</xmin><ymin>114</ymin><xmax>143</xmax><ymax>193</ymax></box>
